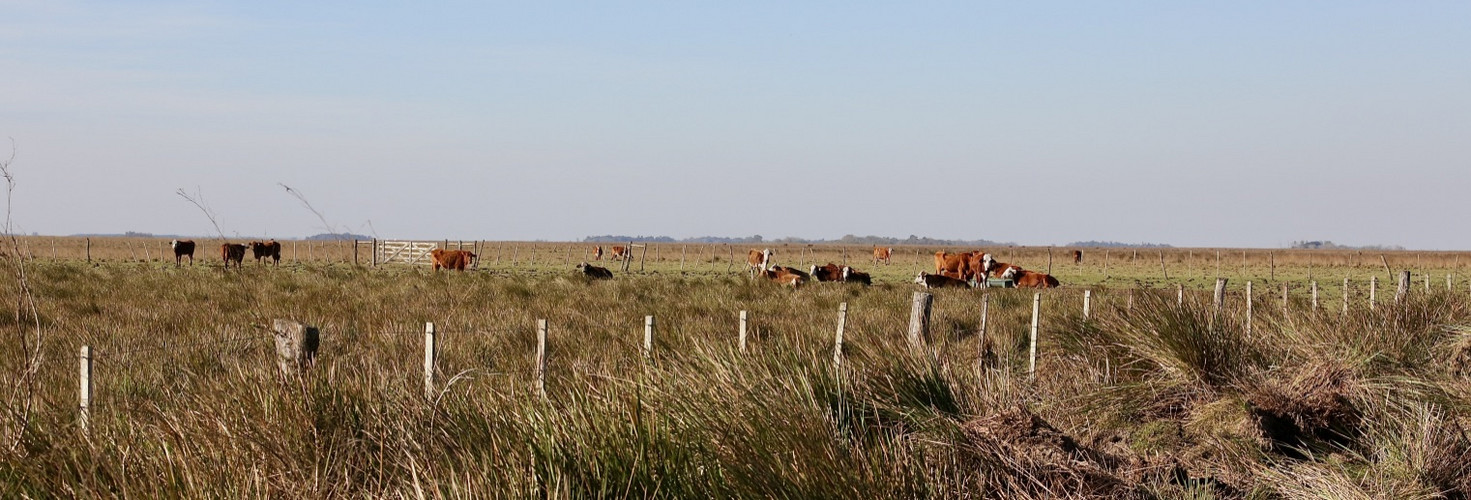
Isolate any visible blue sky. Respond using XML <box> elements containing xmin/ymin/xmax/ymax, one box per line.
<box><xmin>2</xmin><ymin>2</ymin><xmax>1468</xmax><ymax>248</ymax></box>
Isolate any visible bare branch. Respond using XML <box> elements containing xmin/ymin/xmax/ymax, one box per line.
<box><xmin>0</xmin><ymin>138</ymin><xmax>42</xmax><ymax>452</ymax></box>
<box><xmin>175</xmin><ymin>187</ymin><xmax>228</xmax><ymax>241</ymax></box>
<box><xmin>278</xmin><ymin>183</ymin><xmax>338</xmax><ymax>237</ymax></box>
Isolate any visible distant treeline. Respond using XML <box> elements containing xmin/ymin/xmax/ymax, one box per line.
<box><xmin>1066</xmin><ymin>240</ymin><xmax>1174</xmax><ymax>248</ymax></box>
<box><xmin>71</xmin><ymin>232</ymin><xmax>369</xmax><ymax>241</ymax></box>
<box><xmin>584</xmin><ymin>234</ymin><xmax>1015</xmax><ymax>246</ymax></box>
<box><xmin>1290</xmin><ymin>240</ymin><xmax>1405</xmax><ymax>251</ymax></box>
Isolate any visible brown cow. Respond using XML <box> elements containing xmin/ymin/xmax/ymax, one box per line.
<box><xmin>576</xmin><ymin>262</ymin><xmax>613</xmax><ymax>279</ymax></box>
<box><xmin>758</xmin><ymin>266</ymin><xmax>806</xmax><ymax>288</ymax></box>
<box><xmin>430</xmin><ymin>248</ymin><xmax>476</xmax><ymax>271</ymax></box>
<box><xmin>809</xmin><ymin>263</ymin><xmax>844</xmax><ymax>282</ymax></box>
<box><xmin>249</xmin><ymin>240</ymin><xmax>282</xmax><ymax>267</ymax></box>
<box><xmin>934</xmin><ymin>251</ymin><xmax>974</xmax><ymax>280</ymax></box>
<box><xmin>592</xmin><ymin>246</ymin><xmax>604</xmax><ymax>261</ymax></box>
<box><xmin>873</xmin><ymin>247</ymin><xmax>892</xmax><ymax>265</ymax></box>
<box><xmin>841</xmin><ymin>266</ymin><xmax>872</xmax><ymax>285</ymax></box>
<box><xmin>1072</xmin><ymin>250</ymin><xmax>1083</xmax><ymax>264</ymax></box>
<box><xmin>221</xmin><ymin>243</ymin><xmax>246</xmax><ymax>269</ymax></box>
<box><xmin>914</xmin><ymin>271</ymin><xmax>970</xmax><ymax>289</ymax></box>
<box><xmin>746</xmin><ymin>248</ymin><xmax>773</xmax><ymax>276</ymax></box>
<box><xmin>978</xmin><ymin>253</ymin><xmax>1023</xmax><ymax>279</ymax></box>
<box><xmin>170</xmin><ymin>239</ymin><xmax>195</xmax><ymax>266</ymax></box>
<box><xmin>609</xmin><ymin>246</ymin><xmax>629</xmax><ymax>261</ymax></box>
<box><xmin>1001</xmin><ymin>267</ymin><xmax>1061</xmax><ymax>288</ymax></box>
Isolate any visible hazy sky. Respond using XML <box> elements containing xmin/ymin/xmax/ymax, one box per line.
<box><xmin>2</xmin><ymin>2</ymin><xmax>1468</xmax><ymax>248</ymax></box>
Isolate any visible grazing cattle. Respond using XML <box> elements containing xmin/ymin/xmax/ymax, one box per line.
<box><xmin>914</xmin><ymin>271</ymin><xmax>970</xmax><ymax>289</ymax></box>
<box><xmin>809</xmin><ymin>263</ymin><xmax>844</xmax><ymax>282</ymax></box>
<box><xmin>249</xmin><ymin>240</ymin><xmax>282</xmax><ymax>267</ymax></box>
<box><xmin>873</xmin><ymin>247</ymin><xmax>892</xmax><ymax>265</ymax></box>
<box><xmin>592</xmin><ymin>246</ymin><xmax>604</xmax><ymax>261</ymax></box>
<box><xmin>746</xmin><ymin>248</ymin><xmax>774</xmax><ymax>276</ymax></box>
<box><xmin>934</xmin><ymin>251</ymin><xmax>974</xmax><ymax>280</ymax></box>
<box><xmin>170</xmin><ymin>239</ymin><xmax>195</xmax><ymax>266</ymax></box>
<box><xmin>841</xmin><ymin>266</ymin><xmax>872</xmax><ymax>285</ymax></box>
<box><xmin>1002</xmin><ymin>267</ymin><xmax>1061</xmax><ymax>288</ymax></box>
<box><xmin>1073</xmin><ymin>250</ymin><xmax>1083</xmax><ymax>264</ymax></box>
<box><xmin>609</xmin><ymin>246</ymin><xmax>629</xmax><ymax>261</ymax></box>
<box><xmin>430</xmin><ymin>248</ymin><xmax>476</xmax><ymax>271</ymax></box>
<box><xmin>576</xmin><ymin>262</ymin><xmax>613</xmax><ymax>279</ymax></box>
<box><xmin>979</xmin><ymin>253</ymin><xmax>1022</xmax><ymax>279</ymax></box>
<box><xmin>221</xmin><ymin>243</ymin><xmax>247</xmax><ymax>269</ymax></box>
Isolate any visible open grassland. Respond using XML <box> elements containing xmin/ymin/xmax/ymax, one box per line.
<box><xmin>3</xmin><ymin>241</ymin><xmax>1471</xmax><ymax>498</ymax></box>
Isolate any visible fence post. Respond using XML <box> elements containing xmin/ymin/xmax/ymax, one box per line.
<box><xmin>1449</xmin><ymin>274</ymin><xmax>1454</xmax><ymax>292</ymax></box>
<box><xmin>640</xmin><ymin>244</ymin><xmax>648</xmax><ymax>272</ymax></box>
<box><xmin>1370</xmin><ymin>276</ymin><xmax>1378</xmax><ymax>310</ymax></box>
<box><xmin>353</xmin><ymin>240</ymin><xmax>359</xmax><ymax>266</ymax></box>
<box><xmin>424</xmin><ymin>322</ymin><xmax>437</xmax><ymax>400</ymax></box>
<box><xmin>1311</xmin><ymin>281</ymin><xmax>1319</xmax><ymax>310</ymax></box>
<box><xmin>1177</xmin><ymin>283</ymin><xmax>1184</xmax><ymax>305</ymax></box>
<box><xmin>643</xmin><ymin>315</ymin><xmax>654</xmax><ymax>360</ymax></box>
<box><xmin>372</xmin><ymin>239</ymin><xmax>379</xmax><ymax>266</ymax></box>
<box><xmin>1029</xmin><ymin>293</ymin><xmax>1041</xmax><ymax>380</ymax></box>
<box><xmin>1214</xmin><ymin>278</ymin><xmax>1228</xmax><ymax>310</ymax></box>
<box><xmin>1424</xmin><ymin>273</ymin><xmax>1431</xmax><ymax>293</ymax></box>
<box><xmin>680</xmin><ymin>245</ymin><xmax>687</xmax><ymax>271</ymax></box>
<box><xmin>86</xmin><ymin>237</ymin><xmax>91</xmax><ymax>263</ymax></box>
<box><xmin>1083</xmin><ymin>290</ymin><xmax>1092</xmax><ymax>320</ymax></box>
<box><xmin>1159</xmin><ymin>251</ymin><xmax>1168</xmax><ymax>280</ymax></box>
<box><xmin>1396</xmin><ymin>271</ymin><xmax>1410</xmax><ymax>303</ymax></box>
<box><xmin>536</xmin><ymin>319</ymin><xmax>547</xmax><ymax>401</ymax></box>
<box><xmin>908</xmin><ymin>292</ymin><xmax>933</xmax><ymax>349</ymax></box>
<box><xmin>79</xmin><ymin>345</ymin><xmax>91</xmax><ymax>433</ymax></box>
<box><xmin>978</xmin><ymin>294</ymin><xmax>990</xmax><ymax>371</ymax></box>
<box><xmin>1245</xmin><ymin>281</ymin><xmax>1253</xmax><ymax>337</ymax></box>
<box><xmin>738</xmin><ymin>310</ymin><xmax>748</xmax><ymax>353</ymax></box>
<box><xmin>1343</xmin><ymin>277</ymin><xmax>1350</xmax><ymax>314</ymax></box>
<box><xmin>272</xmin><ymin>319</ymin><xmax>319</xmax><ymax>377</ymax></box>
<box><xmin>1282</xmin><ymin>282</ymin><xmax>1289</xmax><ymax>312</ymax></box>
<box><xmin>834</xmin><ymin>302</ymin><xmax>848</xmax><ymax>372</ymax></box>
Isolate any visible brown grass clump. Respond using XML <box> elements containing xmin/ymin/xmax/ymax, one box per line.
<box><xmin>958</xmin><ymin>407</ymin><xmax>1148</xmax><ymax>499</ymax></box>
<box><xmin>1243</xmin><ymin>362</ymin><xmax>1362</xmax><ymax>457</ymax></box>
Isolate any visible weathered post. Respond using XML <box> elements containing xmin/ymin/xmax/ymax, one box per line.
<box><xmin>1029</xmin><ymin>293</ymin><xmax>1041</xmax><ymax>380</ymax></box>
<box><xmin>1448</xmin><ymin>274</ymin><xmax>1454</xmax><ymax>292</ymax></box>
<box><xmin>79</xmin><ymin>345</ymin><xmax>91</xmax><ymax>433</ymax></box>
<box><xmin>1395</xmin><ymin>271</ymin><xmax>1410</xmax><ymax>303</ymax></box>
<box><xmin>1282</xmin><ymin>282</ymin><xmax>1289</xmax><ymax>312</ymax></box>
<box><xmin>536</xmin><ymin>319</ymin><xmax>547</xmax><ymax>400</ymax></box>
<box><xmin>1159</xmin><ymin>251</ymin><xmax>1168</xmax><ymax>280</ymax></box>
<box><xmin>424</xmin><ymin>322</ymin><xmax>437</xmax><ymax>400</ymax></box>
<box><xmin>643</xmin><ymin>315</ymin><xmax>655</xmax><ymax>360</ymax></box>
<box><xmin>833</xmin><ymin>302</ymin><xmax>848</xmax><ymax>372</ymax></box>
<box><xmin>1311</xmin><ymin>281</ymin><xmax>1319</xmax><ymax>310</ymax></box>
<box><xmin>726</xmin><ymin>246</ymin><xmax>733</xmax><ymax>273</ymax></box>
<box><xmin>273</xmin><ymin>319</ymin><xmax>319</xmax><ymax>377</ymax></box>
<box><xmin>908</xmin><ymin>292</ymin><xmax>933</xmax><ymax>349</ymax></box>
<box><xmin>1343</xmin><ymin>277</ymin><xmax>1350</xmax><ymax>314</ymax></box>
<box><xmin>978</xmin><ymin>294</ymin><xmax>990</xmax><ymax>355</ymax></box>
<box><xmin>372</xmin><ymin>239</ymin><xmax>379</xmax><ymax>266</ymax></box>
<box><xmin>1083</xmin><ymin>290</ymin><xmax>1092</xmax><ymax>320</ymax></box>
<box><xmin>738</xmin><ymin>310</ymin><xmax>749</xmax><ymax>353</ymax></box>
<box><xmin>86</xmin><ymin>238</ymin><xmax>91</xmax><ymax>263</ymax></box>
<box><xmin>1370</xmin><ymin>276</ymin><xmax>1378</xmax><ymax>310</ymax></box>
<box><xmin>1177</xmin><ymin>283</ymin><xmax>1184</xmax><ymax>305</ymax></box>
<box><xmin>639</xmin><ymin>244</ymin><xmax>648</xmax><ymax>272</ymax></box>
<box><xmin>353</xmin><ymin>240</ymin><xmax>359</xmax><ymax>266</ymax></box>
<box><xmin>1214</xmin><ymin>278</ymin><xmax>1228</xmax><ymax>310</ymax></box>
<box><xmin>680</xmin><ymin>245</ymin><xmax>687</xmax><ymax>271</ymax></box>
<box><xmin>1047</xmin><ymin>247</ymin><xmax>1053</xmax><ymax>274</ymax></box>
<box><xmin>1245</xmin><ymin>281</ymin><xmax>1254</xmax><ymax>337</ymax></box>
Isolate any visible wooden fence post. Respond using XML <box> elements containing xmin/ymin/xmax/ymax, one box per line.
<box><xmin>1177</xmin><ymin>283</ymin><xmax>1184</xmax><ymax>305</ymax></box>
<box><xmin>1396</xmin><ymin>271</ymin><xmax>1410</xmax><ymax>303</ymax></box>
<box><xmin>643</xmin><ymin>315</ymin><xmax>655</xmax><ymax>360</ymax></box>
<box><xmin>1281</xmin><ymin>282</ymin><xmax>1289</xmax><ymax>312</ymax></box>
<box><xmin>726</xmin><ymin>246</ymin><xmax>734</xmax><ymax>273</ymax></box>
<box><xmin>536</xmin><ymin>319</ymin><xmax>547</xmax><ymax>400</ymax></box>
<box><xmin>79</xmin><ymin>345</ymin><xmax>91</xmax><ymax>433</ymax></box>
<box><xmin>977</xmin><ymin>294</ymin><xmax>990</xmax><ymax>371</ymax></box>
<box><xmin>1343</xmin><ymin>277</ymin><xmax>1350</xmax><ymax>314</ymax></box>
<box><xmin>353</xmin><ymin>240</ymin><xmax>359</xmax><ymax>266</ymax></box>
<box><xmin>1448</xmin><ymin>274</ymin><xmax>1454</xmax><ymax>292</ymax></box>
<box><xmin>1083</xmin><ymin>290</ymin><xmax>1092</xmax><ymax>320</ymax></box>
<box><xmin>85</xmin><ymin>237</ymin><xmax>91</xmax><ymax>263</ymax></box>
<box><xmin>738</xmin><ymin>310</ymin><xmax>748</xmax><ymax>353</ymax></box>
<box><xmin>833</xmin><ymin>302</ymin><xmax>848</xmax><ymax>372</ymax></box>
<box><xmin>1370</xmin><ymin>276</ymin><xmax>1378</xmax><ymax>310</ymax></box>
<box><xmin>424</xmin><ymin>322</ymin><xmax>437</xmax><ymax>400</ymax></box>
<box><xmin>1159</xmin><ymin>251</ymin><xmax>1168</xmax><ymax>280</ymax></box>
<box><xmin>1245</xmin><ymin>281</ymin><xmax>1253</xmax><ymax>337</ymax></box>
<box><xmin>1029</xmin><ymin>293</ymin><xmax>1041</xmax><ymax>380</ymax></box>
<box><xmin>372</xmin><ymin>239</ymin><xmax>379</xmax><ymax>266</ymax></box>
<box><xmin>908</xmin><ymin>292</ymin><xmax>933</xmax><ymax>349</ymax></box>
<box><xmin>639</xmin><ymin>244</ymin><xmax>648</xmax><ymax>272</ymax></box>
<box><xmin>1214</xmin><ymin>278</ymin><xmax>1228</xmax><ymax>310</ymax></box>
<box><xmin>1311</xmin><ymin>281</ymin><xmax>1319</xmax><ymax>310</ymax></box>
<box><xmin>680</xmin><ymin>245</ymin><xmax>687</xmax><ymax>271</ymax></box>
<box><xmin>272</xmin><ymin>319</ymin><xmax>319</xmax><ymax>377</ymax></box>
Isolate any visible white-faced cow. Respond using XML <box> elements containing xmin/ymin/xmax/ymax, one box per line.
<box><xmin>841</xmin><ymin>266</ymin><xmax>872</xmax><ymax>285</ymax></box>
<box><xmin>170</xmin><ymin>239</ymin><xmax>195</xmax><ymax>266</ymax></box>
<box><xmin>915</xmin><ymin>271</ymin><xmax>970</xmax><ymax>289</ymax></box>
<box><xmin>746</xmin><ymin>248</ymin><xmax>773</xmax><ymax>277</ymax></box>
<box><xmin>576</xmin><ymin>262</ymin><xmax>613</xmax><ymax>279</ymax></box>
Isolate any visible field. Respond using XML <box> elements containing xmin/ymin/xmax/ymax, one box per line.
<box><xmin>4</xmin><ymin>237</ymin><xmax>1471</xmax><ymax>498</ymax></box>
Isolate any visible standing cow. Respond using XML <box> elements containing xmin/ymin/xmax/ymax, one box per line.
<box><xmin>430</xmin><ymin>249</ymin><xmax>476</xmax><ymax>271</ymax></box>
<box><xmin>221</xmin><ymin>243</ymin><xmax>247</xmax><ymax>269</ymax></box>
<box><xmin>591</xmin><ymin>245</ymin><xmax>604</xmax><ymax>261</ymax></box>
<box><xmin>170</xmin><ymin>239</ymin><xmax>195</xmax><ymax>266</ymax></box>
<box><xmin>250</xmin><ymin>240</ymin><xmax>282</xmax><ymax>267</ymax></box>
<box><xmin>873</xmin><ymin>247</ymin><xmax>892</xmax><ymax>265</ymax></box>
<box><xmin>747</xmin><ymin>248</ymin><xmax>774</xmax><ymax>277</ymax></box>
<box><xmin>1073</xmin><ymin>250</ymin><xmax>1083</xmax><ymax>264</ymax></box>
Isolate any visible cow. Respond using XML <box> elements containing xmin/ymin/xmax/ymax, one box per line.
<box><xmin>430</xmin><ymin>248</ymin><xmax>476</xmax><ymax>271</ymax></box>
<box><xmin>746</xmin><ymin>248</ymin><xmax>773</xmax><ymax>277</ymax></box>
<box><xmin>249</xmin><ymin>240</ymin><xmax>282</xmax><ymax>267</ymax></box>
<box><xmin>873</xmin><ymin>246</ymin><xmax>893</xmax><ymax>265</ymax></box>
<box><xmin>592</xmin><ymin>245</ymin><xmax>604</xmax><ymax>261</ymax></box>
<box><xmin>934</xmin><ymin>251</ymin><xmax>974</xmax><ymax>280</ymax></box>
<box><xmin>1073</xmin><ymin>250</ymin><xmax>1083</xmax><ymax>264</ymax></box>
<box><xmin>841</xmin><ymin>266</ymin><xmax>872</xmax><ymax>285</ymax></box>
<box><xmin>1002</xmin><ymin>267</ymin><xmax>1061</xmax><ymax>288</ymax></box>
<box><xmin>978</xmin><ymin>253</ymin><xmax>1023</xmax><ymax>279</ymax></box>
<box><xmin>576</xmin><ymin>262</ymin><xmax>614</xmax><ymax>279</ymax></box>
<box><xmin>609</xmin><ymin>246</ymin><xmax>629</xmax><ymax>261</ymax></box>
<box><xmin>758</xmin><ymin>266</ymin><xmax>806</xmax><ymax>288</ymax></box>
<box><xmin>809</xmin><ymin>263</ymin><xmax>844</xmax><ymax>282</ymax></box>
<box><xmin>221</xmin><ymin>243</ymin><xmax>247</xmax><ymax>269</ymax></box>
<box><xmin>170</xmin><ymin>239</ymin><xmax>195</xmax><ymax>266</ymax></box>
<box><xmin>914</xmin><ymin>271</ymin><xmax>970</xmax><ymax>289</ymax></box>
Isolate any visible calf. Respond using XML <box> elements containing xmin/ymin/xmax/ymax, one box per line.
<box><xmin>576</xmin><ymin>262</ymin><xmax>614</xmax><ymax>279</ymax></box>
<box><xmin>758</xmin><ymin>267</ymin><xmax>806</xmax><ymax>288</ymax></box>
<box><xmin>430</xmin><ymin>248</ymin><xmax>476</xmax><ymax>271</ymax></box>
<box><xmin>746</xmin><ymin>248</ymin><xmax>773</xmax><ymax>276</ymax></box>
<box><xmin>809</xmin><ymin>263</ymin><xmax>844</xmax><ymax>282</ymax></box>
<box><xmin>914</xmin><ymin>271</ymin><xmax>970</xmax><ymax>289</ymax></box>
<box><xmin>873</xmin><ymin>246</ymin><xmax>892</xmax><ymax>265</ymax></box>
<box><xmin>592</xmin><ymin>245</ymin><xmax>604</xmax><ymax>261</ymax></box>
<box><xmin>249</xmin><ymin>240</ymin><xmax>282</xmax><ymax>267</ymax></box>
<box><xmin>841</xmin><ymin>266</ymin><xmax>872</xmax><ymax>285</ymax></box>
<box><xmin>1006</xmin><ymin>268</ymin><xmax>1061</xmax><ymax>288</ymax></box>
<box><xmin>170</xmin><ymin>239</ymin><xmax>195</xmax><ymax>266</ymax></box>
<box><xmin>221</xmin><ymin>243</ymin><xmax>247</xmax><ymax>269</ymax></box>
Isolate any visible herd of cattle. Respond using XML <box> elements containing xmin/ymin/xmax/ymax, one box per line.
<box><xmin>167</xmin><ymin>239</ymin><xmax>1066</xmax><ymax>289</ymax></box>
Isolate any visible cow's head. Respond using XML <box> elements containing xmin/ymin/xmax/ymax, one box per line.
<box><xmin>170</xmin><ymin>240</ymin><xmax>179</xmax><ymax>249</ymax></box>
<box><xmin>913</xmin><ymin>272</ymin><xmax>928</xmax><ymax>284</ymax></box>
<box><xmin>809</xmin><ymin>264</ymin><xmax>819</xmax><ymax>277</ymax></box>
<box><xmin>841</xmin><ymin>266</ymin><xmax>852</xmax><ymax>280</ymax></box>
<box><xmin>1000</xmin><ymin>267</ymin><xmax>1019</xmax><ymax>280</ymax></box>
<box><xmin>981</xmin><ymin>253</ymin><xmax>996</xmax><ymax>272</ymax></box>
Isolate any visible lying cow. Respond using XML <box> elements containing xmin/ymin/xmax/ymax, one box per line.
<box><xmin>576</xmin><ymin>262</ymin><xmax>614</xmax><ymax>279</ymax></box>
<box><xmin>1000</xmin><ymin>267</ymin><xmax>1061</xmax><ymax>288</ymax></box>
<box><xmin>873</xmin><ymin>246</ymin><xmax>892</xmax><ymax>265</ymax></box>
<box><xmin>979</xmin><ymin>253</ymin><xmax>1022</xmax><ymax>279</ymax></box>
<box><xmin>810</xmin><ymin>263</ymin><xmax>844</xmax><ymax>282</ymax></box>
<box><xmin>221</xmin><ymin>243</ymin><xmax>247</xmax><ymax>269</ymax></box>
<box><xmin>758</xmin><ymin>267</ymin><xmax>806</xmax><ymax>288</ymax></box>
<box><xmin>249</xmin><ymin>240</ymin><xmax>282</xmax><ymax>267</ymax></box>
<box><xmin>170</xmin><ymin>239</ymin><xmax>195</xmax><ymax>266</ymax></box>
<box><xmin>915</xmin><ymin>271</ymin><xmax>970</xmax><ymax>289</ymax></box>
<box><xmin>430</xmin><ymin>248</ymin><xmax>476</xmax><ymax>271</ymax></box>
<box><xmin>841</xmin><ymin>266</ymin><xmax>872</xmax><ymax>285</ymax></box>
